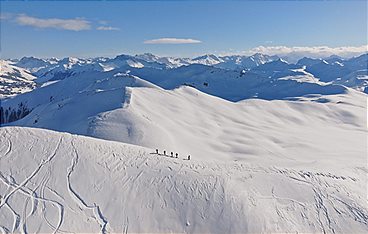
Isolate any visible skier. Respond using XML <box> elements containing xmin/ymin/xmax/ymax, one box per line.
<box><xmin>175</xmin><ymin>153</ymin><xmax>178</xmax><ymax>158</ymax></box>
<box><xmin>163</xmin><ymin>150</ymin><xmax>166</xmax><ymax>155</ymax></box>
<box><xmin>171</xmin><ymin>152</ymin><xmax>173</xmax><ymax>157</ymax></box>
<box><xmin>187</xmin><ymin>155</ymin><xmax>191</xmax><ymax>160</ymax></box>
<box><xmin>156</xmin><ymin>149</ymin><xmax>159</xmax><ymax>154</ymax></box>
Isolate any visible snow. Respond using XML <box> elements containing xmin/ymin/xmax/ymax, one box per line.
<box><xmin>15</xmin><ymin>56</ymin><xmax>58</xmax><ymax>73</ymax></box>
<box><xmin>278</xmin><ymin>68</ymin><xmax>321</xmax><ymax>83</ymax></box>
<box><xmin>7</xmin><ymin>52</ymin><xmax>368</xmax><ymax>92</ymax></box>
<box><xmin>126</xmin><ymin>59</ymin><xmax>144</xmax><ymax>68</ymax></box>
<box><xmin>0</xmin><ymin>124</ymin><xmax>366</xmax><ymax>233</ymax></box>
<box><xmin>0</xmin><ymin>60</ymin><xmax>37</xmax><ymax>98</ymax></box>
<box><xmin>1</xmin><ymin>52</ymin><xmax>368</xmax><ymax>233</ymax></box>
<box><xmin>191</xmin><ymin>54</ymin><xmax>224</xmax><ymax>66</ymax></box>
<box><xmin>2</xmin><ymin>72</ymin><xmax>366</xmax><ymax>171</ymax></box>
<box><xmin>84</xmin><ymin>87</ymin><xmax>367</xmax><ymax>168</ymax></box>
<box><xmin>357</xmin><ymin>75</ymin><xmax>368</xmax><ymax>80</ymax></box>
<box><xmin>40</xmin><ymin>80</ymin><xmax>60</xmax><ymax>88</ymax></box>
<box><xmin>334</xmin><ymin>61</ymin><xmax>344</xmax><ymax>66</ymax></box>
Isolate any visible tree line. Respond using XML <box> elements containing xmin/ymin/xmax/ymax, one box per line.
<box><xmin>0</xmin><ymin>102</ymin><xmax>31</xmax><ymax>125</ymax></box>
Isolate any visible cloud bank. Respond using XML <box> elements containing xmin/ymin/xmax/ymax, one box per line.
<box><xmin>245</xmin><ymin>45</ymin><xmax>367</xmax><ymax>61</ymax></box>
<box><xmin>144</xmin><ymin>38</ymin><xmax>202</xmax><ymax>44</ymax></box>
<box><xmin>15</xmin><ymin>14</ymin><xmax>91</xmax><ymax>31</ymax></box>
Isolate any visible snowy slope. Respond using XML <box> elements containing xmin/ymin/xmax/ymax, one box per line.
<box><xmin>0</xmin><ymin>126</ymin><xmax>367</xmax><ymax>233</ymax></box>
<box><xmin>0</xmin><ymin>70</ymin><xmax>158</xmax><ymax>126</ymax></box>
<box><xmin>1</xmin><ymin>62</ymin><xmax>349</xmax><ymax>125</ymax></box>
<box><xmin>4</xmin><ymin>75</ymin><xmax>365</xmax><ymax>168</ymax></box>
<box><xmin>76</xmin><ymin>86</ymin><xmax>366</xmax><ymax>168</ymax></box>
<box><xmin>0</xmin><ymin>60</ymin><xmax>37</xmax><ymax>98</ymax></box>
<box><xmin>1</xmin><ymin>52</ymin><xmax>367</xmax><ymax>233</ymax></box>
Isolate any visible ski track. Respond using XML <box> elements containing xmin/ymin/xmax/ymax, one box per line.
<box><xmin>0</xmin><ymin>128</ymin><xmax>367</xmax><ymax>233</ymax></box>
<box><xmin>66</xmin><ymin>137</ymin><xmax>110</xmax><ymax>234</ymax></box>
<box><xmin>0</xmin><ymin>137</ymin><xmax>12</xmax><ymax>160</ymax></box>
<box><xmin>0</xmin><ymin>170</ymin><xmax>65</xmax><ymax>234</ymax></box>
<box><xmin>0</xmin><ymin>134</ymin><xmax>64</xmax><ymax>233</ymax></box>
<box><xmin>39</xmin><ymin>168</ymin><xmax>64</xmax><ymax>233</ymax></box>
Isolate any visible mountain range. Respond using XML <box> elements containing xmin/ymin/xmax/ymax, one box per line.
<box><xmin>0</xmin><ymin>51</ymin><xmax>367</xmax><ymax>233</ymax></box>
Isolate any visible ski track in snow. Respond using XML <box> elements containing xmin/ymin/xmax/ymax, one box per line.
<box><xmin>0</xmin><ymin>137</ymin><xmax>62</xmax><ymax>210</ymax></box>
<box><xmin>0</xmin><ymin>127</ymin><xmax>367</xmax><ymax>233</ymax></box>
<box><xmin>66</xmin><ymin>137</ymin><xmax>110</xmax><ymax>233</ymax></box>
<box><xmin>0</xmin><ymin>134</ymin><xmax>64</xmax><ymax>234</ymax></box>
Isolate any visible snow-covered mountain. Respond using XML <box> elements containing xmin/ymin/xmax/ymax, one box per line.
<box><xmin>191</xmin><ymin>54</ymin><xmax>224</xmax><ymax>66</ymax></box>
<box><xmin>33</xmin><ymin>57</ymin><xmax>110</xmax><ymax>84</ymax></box>
<box><xmin>134</xmin><ymin>53</ymin><xmax>192</xmax><ymax>68</ymax></box>
<box><xmin>297</xmin><ymin>53</ymin><xmax>368</xmax><ymax>91</ymax></box>
<box><xmin>6</xmin><ymin>52</ymin><xmax>367</xmax><ymax>93</ymax></box>
<box><xmin>0</xmin><ymin>62</ymin><xmax>358</xmax><ymax>163</ymax></box>
<box><xmin>0</xmin><ymin>61</ymin><xmax>348</xmax><ymax>127</ymax></box>
<box><xmin>0</xmin><ymin>60</ymin><xmax>37</xmax><ymax>98</ymax></box>
<box><xmin>217</xmin><ymin>53</ymin><xmax>279</xmax><ymax>70</ymax></box>
<box><xmin>15</xmin><ymin>56</ymin><xmax>59</xmax><ymax>73</ymax></box>
<box><xmin>344</xmin><ymin>53</ymin><xmax>368</xmax><ymax>71</ymax></box>
<box><xmin>1</xmin><ymin>52</ymin><xmax>367</xmax><ymax>109</ymax></box>
<box><xmin>1</xmin><ymin>50</ymin><xmax>367</xmax><ymax>233</ymax></box>
<box><xmin>1</xmin><ymin>85</ymin><xmax>366</xmax><ymax>232</ymax></box>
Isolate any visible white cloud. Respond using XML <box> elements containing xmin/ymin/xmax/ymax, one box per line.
<box><xmin>15</xmin><ymin>14</ymin><xmax>91</xmax><ymax>31</ymax></box>
<box><xmin>245</xmin><ymin>45</ymin><xmax>368</xmax><ymax>61</ymax></box>
<box><xmin>97</xmin><ymin>26</ymin><xmax>120</xmax><ymax>31</ymax></box>
<box><xmin>144</xmin><ymin>38</ymin><xmax>202</xmax><ymax>44</ymax></box>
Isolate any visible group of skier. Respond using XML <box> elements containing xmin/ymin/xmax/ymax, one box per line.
<box><xmin>155</xmin><ymin>149</ymin><xmax>191</xmax><ymax>160</ymax></box>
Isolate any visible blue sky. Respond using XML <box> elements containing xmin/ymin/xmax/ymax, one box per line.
<box><xmin>1</xmin><ymin>0</ymin><xmax>367</xmax><ymax>59</ymax></box>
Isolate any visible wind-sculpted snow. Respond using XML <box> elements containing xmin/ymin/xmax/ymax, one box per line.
<box><xmin>0</xmin><ymin>127</ymin><xmax>367</xmax><ymax>233</ymax></box>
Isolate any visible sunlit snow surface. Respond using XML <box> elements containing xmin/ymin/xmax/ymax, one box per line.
<box><xmin>0</xmin><ymin>125</ymin><xmax>366</xmax><ymax>233</ymax></box>
<box><xmin>0</xmin><ymin>85</ymin><xmax>367</xmax><ymax>233</ymax></box>
<box><xmin>0</xmin><ymin>53</ymin><xmax>367</xmax><ymax>233</ymax></box>
<box><xmin>0</xmin><ymin>61</ymin><xmax>37</xmax><ymax>98</ymax></box>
